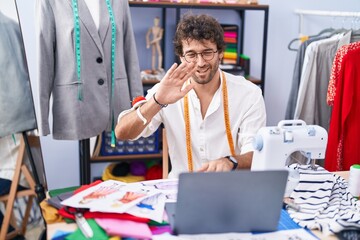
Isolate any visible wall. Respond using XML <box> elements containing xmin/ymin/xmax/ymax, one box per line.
<box><xmin>15</xmin><ymin>0</ymin><xmax>360</xmax><ymax>189</ymax></box>
<box><xmin>245</xmin><ymin>0</ymin><xmax>360</xmax><ymax>125</ymax></box>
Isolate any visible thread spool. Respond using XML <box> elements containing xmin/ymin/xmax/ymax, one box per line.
<box><xmin>348</xmin><ymin>164</ymin><xmax>360</xmax><ymax>199</ymax></box>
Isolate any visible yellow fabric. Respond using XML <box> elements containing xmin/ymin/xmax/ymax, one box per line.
<box><xmin>40</xmin><ymin>200</ymin><xmax>63</xmax><ymax>224</ymax></box>
<box><xmin>109</xmin><ymin>237</ymin><xmax>121</xmax><ymax>240</ymax></box>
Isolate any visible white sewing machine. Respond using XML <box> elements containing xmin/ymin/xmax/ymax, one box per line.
<box><xmin>251</xmin><ymin>120</ymin><xmax>328</xmax><ymax>171</ymax></box>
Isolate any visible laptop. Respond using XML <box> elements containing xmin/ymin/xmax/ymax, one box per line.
<box><xmin>165</xmin><ymin>170</ymin><xmax>289</xmax><ymax>235</ymax></box>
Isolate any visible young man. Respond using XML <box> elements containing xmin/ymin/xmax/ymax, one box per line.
<box><xmin>115</xmin><ymin>14</ymin><xmax>266</xmax><ymax>178</ymax></box>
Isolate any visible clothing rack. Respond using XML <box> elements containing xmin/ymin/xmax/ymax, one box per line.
<box><xmin>294</xmin><ymin>9</ymin><xmax>360</xmax><ymax>36</ymax></box>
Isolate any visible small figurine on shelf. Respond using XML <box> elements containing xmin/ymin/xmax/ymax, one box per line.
<box><xmin>142</xmin><ymin>17</ymin><xmax>165</xmax><ymax>82</ymax></box>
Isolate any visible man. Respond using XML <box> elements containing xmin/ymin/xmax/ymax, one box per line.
<box><xmin>116</xmin><ymin>14</ymin><xmax>266</xmax><ymax>178</ymax></box>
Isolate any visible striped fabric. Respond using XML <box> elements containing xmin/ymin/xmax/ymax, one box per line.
<box><xmin>287</xmin><ymin>164</ymin><xmax>360</xmax><ymax>236</ymax></box>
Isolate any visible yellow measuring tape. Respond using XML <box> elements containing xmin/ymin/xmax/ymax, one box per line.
<box><xmin>184</xmin><ymin>71</ymin><xmax>235</xmax><ymax>171</ymax></box>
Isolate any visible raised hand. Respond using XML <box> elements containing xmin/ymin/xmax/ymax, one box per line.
<box><xmin>154</xmin><ymin>61</ymin><xmax>197</xmax><ymax>105</ymax></box>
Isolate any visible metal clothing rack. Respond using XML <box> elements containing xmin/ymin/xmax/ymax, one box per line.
<box><xmin>294</xmin><ymin>9</ymin><xmax>360</xmax><ymax>36</ymax></box>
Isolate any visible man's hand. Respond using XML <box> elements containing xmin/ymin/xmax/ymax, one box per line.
<box><xmin>197</xmin><ymin>152</ymin><xmax>253</xmax><ymax>172</ymax></box>
<box><xmin>197</xmin><ymin>157</ymin><xmax>233</xmax><ymax>172</ymax></box>
<box><xmin>154</xmin><ymin>61</ymin><xmax>196</xmax><ymax>105</ymax></box>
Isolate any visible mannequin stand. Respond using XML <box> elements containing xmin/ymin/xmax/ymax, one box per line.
<box><xmin>79</xmin><ymin>139</ymin><xmax>91</xmax><ymax>185</ymax></box>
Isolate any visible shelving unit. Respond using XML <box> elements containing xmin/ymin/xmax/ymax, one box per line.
<box><xmin>129</xmin><ymin>1</ymin><xmax>269</xmax><ymax>94</ymax></box>
<box><xmin>80</xmin><ymin>2</ymin><xmax>269</xmax><ymax>184</ymax></box>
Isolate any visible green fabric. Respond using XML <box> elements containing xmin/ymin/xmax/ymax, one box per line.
<box><xmin>48</xmin><ymin>186</ymin><xmax>79</xmax><ymax>198</ymax></box>
<box><xmin>224</xmin><ymin>47</ymin><xmax>237</xmax><ymax>53</ymax></box>
<box><xmin>148</xmin><ymin>219</ymin><xmax>169</xmax><ymax>226</ymax></box>
<box><xmin>225</xmin><ymin>43</ymin><xmax>237</xmax><ymax>49</ymax></box>
<box><xmin>65</xmin><ymin>219</ymin><xmax>108</xmax><ymax>240</ymax></box>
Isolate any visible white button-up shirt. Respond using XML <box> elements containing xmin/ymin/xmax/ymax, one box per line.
<box><xmin>135</xmin><ymin>70</ymin><xmax>266</xmax><ymax>178</ymax></box>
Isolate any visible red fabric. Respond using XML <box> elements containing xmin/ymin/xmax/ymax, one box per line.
<box><xmin>60</xmin><ymin>180</ymin><xmax>150</xmax><ymax>223</ymax></box>
<box><xmin>73</xmin><ymin>180</ymin><xmax>103</xmax><ymax>194</ymax></box>
<box><xmin>145</xmin><ymin>165</ymin><xmax>162</xmax><ymax>180</ymax></box>
<box><xmin>58</xmin><ymin>207</ymin><xmax>150</xmax><ymax>223</ymax></box>
<box><xmin>325</xmin><ymin>46</ymin><xmax>360</xmax><ymax>171</ymax></box>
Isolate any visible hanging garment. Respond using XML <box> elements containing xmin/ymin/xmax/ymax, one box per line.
<box><xmin>293</xmin><ymin>33</ymin><xmax>349</xmax><ymax>130</ymax></box>
<box><xmin>325</xmin><ymin>42</ymin><xmax>360</xmax><ymax>171</ymax></box>
<box><xmin>0</xmin><ymin>11</ymin><xmax>37</xmax><ymax>137</ymax></box>
<box><xmin>36</xmin><ymin>0</ymin><xmax>143</xmax><ymax>140</ymax></box>
<box><xmin>285</xmin><ymin>35</ymin><xmax>328</xmax><ymax>120</ymax></box>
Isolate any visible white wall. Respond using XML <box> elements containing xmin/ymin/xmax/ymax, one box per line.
<box><xmin>246</xmin><ymin>0</ymin><xmax>360</xmax><ymax>125</ymax></box>
<box><xmin>15</xmin><ymin>0</ymin><xmax>360</xmax><ymax>189</ymax></box>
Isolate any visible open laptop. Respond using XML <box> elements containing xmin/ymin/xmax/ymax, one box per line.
<box><xmin>165</xmin><ymin>170</ymin><xmax>289</xmax><ymax>235</ymax></box>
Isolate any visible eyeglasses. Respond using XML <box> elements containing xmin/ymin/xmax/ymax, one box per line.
<box><xmin>182</xmin><ymin>49</ymin><xmax>218</xmax><ymax>63</ymax></box>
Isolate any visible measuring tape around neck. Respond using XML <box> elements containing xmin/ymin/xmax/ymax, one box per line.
<box><xmin>184</xmin><ymin>71</ymin><xmax>236</xmax><ymax>171</ymax></box>
<box><xmin>72</xmin><ymin>0</ymin><xmax>117</xmax><ymax>146</ymax></box>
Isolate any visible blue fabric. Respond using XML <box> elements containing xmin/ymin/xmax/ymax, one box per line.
<box><xmin>0</xmin><ymin>178</ymin><xmax>27</xmax><ymax>233</ymax></box>
<box><xmin>0</xmin><ymin>178</ymin><xmax>13</xmax><ymax>232</ymax></box>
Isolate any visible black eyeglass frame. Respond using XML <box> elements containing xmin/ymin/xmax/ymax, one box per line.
<box><xmin>182</xmin><ymin>49</ymin><xmax>218</xmax><ymax>63</ymax></box>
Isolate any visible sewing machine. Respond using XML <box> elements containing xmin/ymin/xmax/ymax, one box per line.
<box><xmin>251</xmin><ymin>120</ymin><xmax>328</xmax><ymax>171</ymax></box>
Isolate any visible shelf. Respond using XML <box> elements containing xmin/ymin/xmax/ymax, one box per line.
<box><xmin>130</xmin><ymin>1</ymin><xmax>269</xmax><ymax>95</ymax></box>
<box><xmin>91</xmin><ymin>152</ymin><xmax>163</xmax><ymax>163</ymax></box>
<box><xmin>129</xmin><ymin>1</ymin><xmax>269</xmax><ymax>11</ymax></box>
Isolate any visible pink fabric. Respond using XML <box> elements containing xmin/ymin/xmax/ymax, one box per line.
<box><xmin>95</xmin><ymin>218</ymin><xmax>152</xmax><ymax>239</ymax></box>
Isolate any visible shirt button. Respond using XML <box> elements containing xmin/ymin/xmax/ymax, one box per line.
<box><xmin>97</xmin><ymin>79</ymin><xmax>104</xmax><ymax>85</ymax></box>
<box><xmin>96</xmin><ymin>57</ymin><xmax>103</xmax><ymax>63</ymax></box>
<box><xmin>200</xmin><ymin>147</ymin><xmax>204</xmax><ymax>152</ymax></box>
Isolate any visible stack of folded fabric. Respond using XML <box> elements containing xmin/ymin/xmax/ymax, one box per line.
<box><xmin>222</xmin><ymin>25</ymin><xmax>238</xmax><ymax>66</ymax></box>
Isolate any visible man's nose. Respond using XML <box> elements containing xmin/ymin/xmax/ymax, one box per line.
<box><xmin>195</xmin><ymin>54</ymin><xmax>206</xmax><ymax>66</ymax></box>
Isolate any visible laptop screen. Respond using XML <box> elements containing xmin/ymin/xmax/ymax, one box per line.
<box><xmin>168</xmin><ymin>170</ymin><xmax>289</xmax><ymax>235</ymax></box>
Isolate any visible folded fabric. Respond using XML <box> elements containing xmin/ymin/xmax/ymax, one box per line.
<box><xmin>96</xmin><ymin>218</ymin><xmax>152</xmax><ymax>239</ymax></box>
<box><xmin>65</xmin><ymin>219</ymin><xmax>108</xmax><ymax>240</ymax></box>
<box><xmin>40</xmin><ymin>200</ymin><xmax>63</xmax><ymax>224</ymax></box>
<box><xmin>288</xmin><ymin>164</ymin><xmax>360</xmax><ymax>235</ymax></box>
<box><xmin>58</xmin><ymin>207</ymin><xmax>149</xmax><ymax>223</ymax></box>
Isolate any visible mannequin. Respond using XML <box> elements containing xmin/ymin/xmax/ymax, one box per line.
<box><xmin>0</xmin><ymin>10</ymin><xmax>36</xmax><ymax>137</ymax></box>
<box><xmin>36</xmin><ymin>0</ymin><xmax>143</xmax><ymax>141</ymax></box>
<box><xmin>146</xmin><ymin>17</ymin><xmax>164</xmax><ymax>73</ymax></box>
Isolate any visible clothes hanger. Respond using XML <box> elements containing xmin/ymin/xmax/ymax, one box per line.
<box><xmin>287</xmin><ymin>27</ymin><xmax>336</xmax><ymax>51</ymax></box>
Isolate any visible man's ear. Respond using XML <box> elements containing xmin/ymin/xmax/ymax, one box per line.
<box><xmin>218</xmin><ymin>51</ymin><xmax>224</xmax><ymax>61</ymax></box>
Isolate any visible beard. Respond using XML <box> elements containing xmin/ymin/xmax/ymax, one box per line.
<box><xmin>191</xmin><ymin>58</ymin><xmax>220</xmax><ymax>85</ymax></box>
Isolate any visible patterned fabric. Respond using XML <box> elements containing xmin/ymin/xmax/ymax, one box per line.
<box><xmin>327</xmin><ymin>41</ymin><xmax>360</xmax><ymax>105</ymax></box>
<box><xmin>325</xmin><ymin>44</ymin><xmax>360</xmax><ymax>171</ymax></box>
<box><xmin>287</xmin><ymin>164</ymin><xmax>360</xmax><ymax>236</ymax></box>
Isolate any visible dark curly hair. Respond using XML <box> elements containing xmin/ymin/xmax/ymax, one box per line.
<box><xmin>173</xmin><ymin>14</ymin><xmax>226</xmax><ymax>57</ymax></box>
